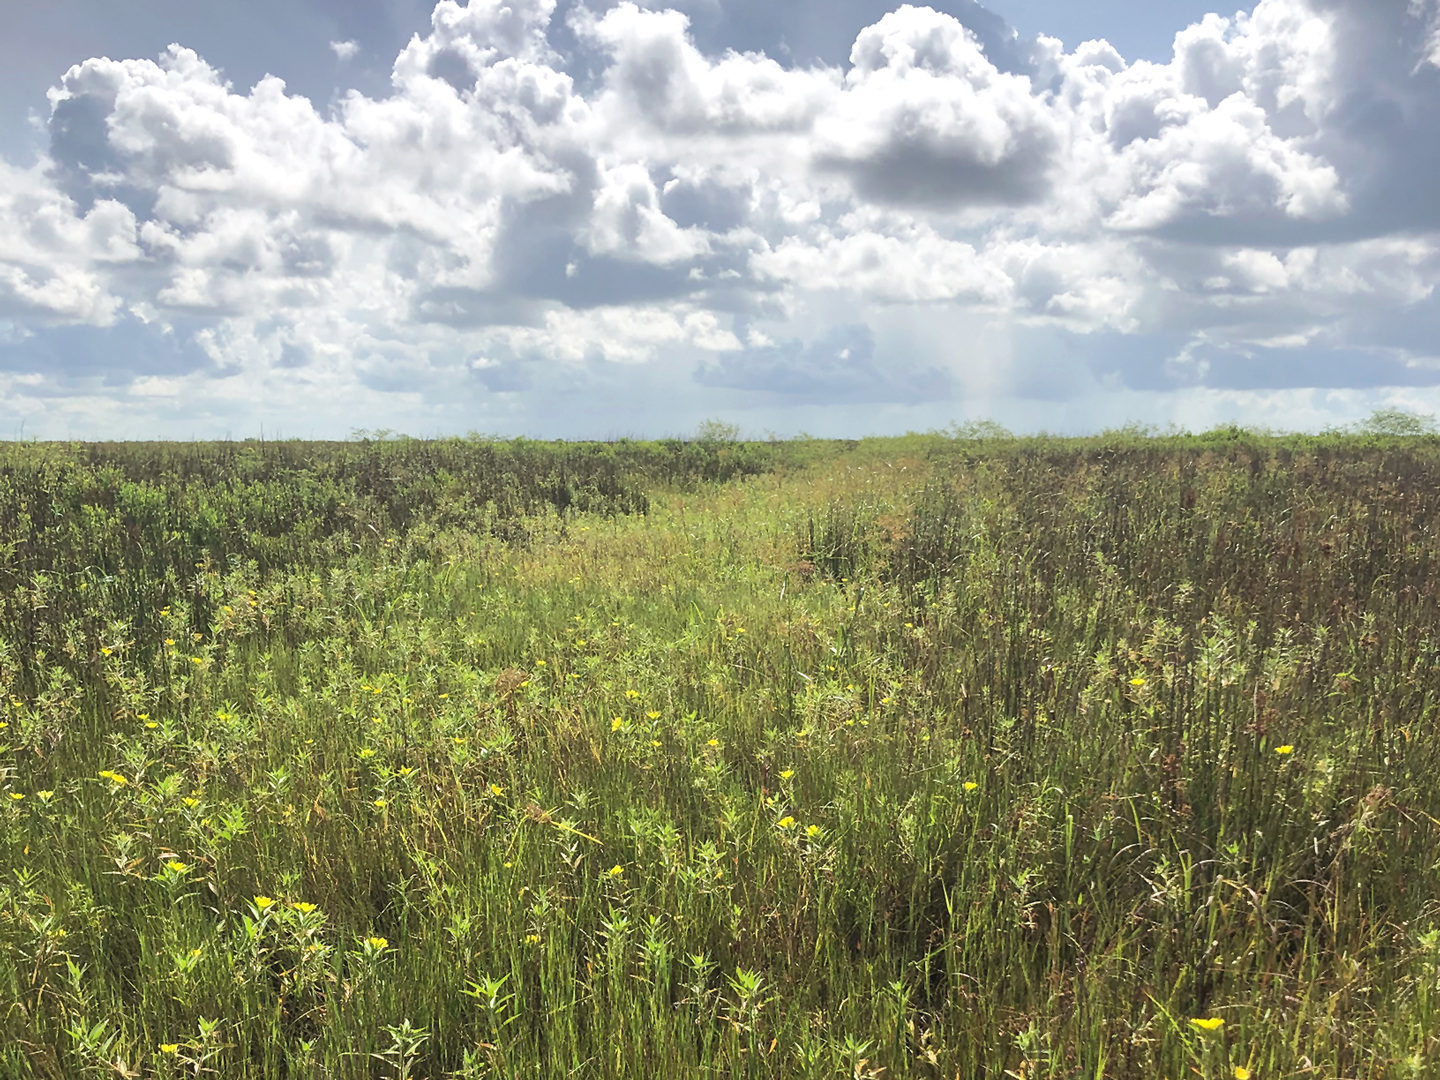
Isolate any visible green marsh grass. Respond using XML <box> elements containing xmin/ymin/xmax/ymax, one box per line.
<box><xmin>2</xmin><ymin>432</ymin><xmax>1440</xmax><ymax>1077</ymax></box>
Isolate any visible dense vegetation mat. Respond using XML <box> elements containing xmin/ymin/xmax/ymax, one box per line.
<box><xmin>3</xmin><ymin>434</ymin><xmax>1440</xmax><ymax>1078</ymax></box>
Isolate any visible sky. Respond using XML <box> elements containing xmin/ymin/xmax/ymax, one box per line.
<box><xmin>1</xmin><ymin>0</ymin><xmax>1439</xmax><ymax>439</ymax></box>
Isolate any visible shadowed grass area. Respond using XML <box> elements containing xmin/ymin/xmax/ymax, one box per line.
<box><xmin>4</xmin><ymin>432</ymin><xmax>1440</xmax><ymax>1077</ymax></box>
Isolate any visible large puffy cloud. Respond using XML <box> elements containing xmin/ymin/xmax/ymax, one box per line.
<box><xmin>0</xmin><ymin>159</ymin><xmax>140</xmax><ymax>325</ymax></box>
<box><xmin>813</xmin><ymin>7</ymin><xmax>1061</xmax><ymax>208</ymax></box>
<box><xmin>3</xmin><ymin>0</ymin><xmax>1440</xmax><ymax>436</ymax></box>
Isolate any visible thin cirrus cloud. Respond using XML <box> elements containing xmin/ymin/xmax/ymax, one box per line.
<box><xmin>0</xmin><ymin>0</ymin><xmax>1439</xmax><ymax>438</ymax></box>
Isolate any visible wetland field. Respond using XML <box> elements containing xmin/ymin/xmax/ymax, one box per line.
<box><xmin>4</xmin><ymin>430</ymin><xmax>1440</xmax><ymax>1079</ymax></box>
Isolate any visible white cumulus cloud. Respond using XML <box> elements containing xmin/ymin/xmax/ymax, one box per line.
<box><xmin>1</xmin><ymin>0</ymin><xmax>1439</xmax><ymax>436</ymax></box>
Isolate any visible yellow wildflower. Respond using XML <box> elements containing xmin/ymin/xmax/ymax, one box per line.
<box><xmin>490</xmin><ymin>784</ymin><xmax>504</xmax><ymax>796</ymax></box>
<box><xmin>254</xmin><ymin>896</ymin><xmax>275</xmax><ymax>910</ymax></box>
<box><xmin>1189</xmin><ymin>1017</ymin><xmax>1224</xmax><ymax>1032</ymax></box>
<box><xmin>608</xmin><ymin>864</ymin><xmax>624</xmax><ymax>877</ymax></box>
<box><xmin>292</xmin><ymin>902</ymin><xmax>317</xmax><ymax>914</ymax></box>
<box><xmin>777</xmin><ymin>816</ymin><xmax>797</xmax><ymax>829</ymax></box>
<box><xmin>1275</xmin><ymin>745</ymin><xmax>1294</xmax><ymax>755</ymax></box>
<box><xmin>166</xmin><ymin>861</ymin><xmax>187</xmax><ymax>873</ymax></box>
<box><xmin>707</xmin><ymin>738</ymin><xmax>719</xmax><ymax>747</ymax></box>
<box><xmin>963</xmin><ymin>781</ymin><xmax>978</xmax><ymax>792</ymax></box>
<box><xmin>1129</xmin><ymin>677</ymin><xmax>1146</xmax><ymax>687</ymax></box>
<box><xmin>367</xmin><ymin>936</ymin><xmax>389</xmax><ymax>951</ymax></box>
<box><xmin>8</xmin><ymin>792</ymin><xmax>23</xmax><ymax>801</ymax></box>
<box><xmin>1234</xmin><ymin>1069</ymin><xmax>1251</xmax><ymax>1080</ymax></box>
<box><xmin>159</xmin><ymin>1043</ymin><xmax>180</xmax><ymax>1054</ymax></box>
<box><xmin>779</xmin><ymin>770</ymin><xmax>794</xmax><ymax>780</ymax></box>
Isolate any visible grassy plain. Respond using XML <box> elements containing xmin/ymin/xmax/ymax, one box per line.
<box><xmin>3</xmin><ymin>432</ymin><xmax>1440</xmax><ymax>1078</ymax></box>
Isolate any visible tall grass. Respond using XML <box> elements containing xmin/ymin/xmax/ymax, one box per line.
<box><xmin>3</xmin><ymin>433</ymin><xmax>1440</xmax><ymax>1078</ymax></box>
